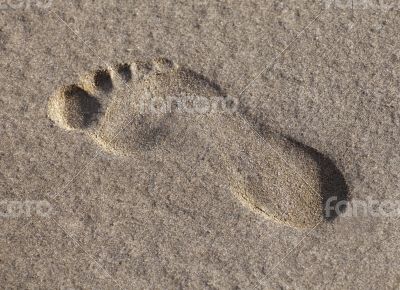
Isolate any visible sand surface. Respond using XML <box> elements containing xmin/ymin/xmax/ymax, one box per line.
<box><xmin>1</xmin><ymin>0</ymin><xmax>400</xmax><ymax>289</ymax></box>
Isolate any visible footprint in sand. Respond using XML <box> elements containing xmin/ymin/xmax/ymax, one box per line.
<box><xmin>48</xmin><ymin>58</ymin><xmax>348</xmax><ymax>229</ymax></box>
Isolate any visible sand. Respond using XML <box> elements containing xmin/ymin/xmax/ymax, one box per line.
<box><xmin>1</xmin><ymin>0</ymin><xmax>400</xmax><ymax>289</ymax></box>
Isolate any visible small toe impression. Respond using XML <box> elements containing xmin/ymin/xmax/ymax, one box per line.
<box><xmin>48</xmin><ymin>85</ymin><xmax>100</xmax><ymax>130</ymax></box>
<box><xmin>93</xmin><ymin>69</ymin><xmax>113</xmax><ymax>92</ymax></box>
<box><xmin>153</xmin><ymin>58</ymin><xmax>175</xmax><ymax>73</ymax></box>
<box><xmin>115</xmin><ymin>63</ymin><xmax>132</xmax><ymax>82</ymax></box>
<box><xmin>132</xmin><ymin>61</ymin><xmax>153</xmax><ymax>79</ymax></box>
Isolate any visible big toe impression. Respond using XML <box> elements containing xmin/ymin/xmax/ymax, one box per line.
<box><xmin>48</xmin><ymin>85</ymin><xmax>100</xmax><ymax>130</ymax></box>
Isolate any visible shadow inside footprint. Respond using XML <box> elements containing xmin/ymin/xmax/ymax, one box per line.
<box><xmin>132</xmin><ymin>115</ymin><xmax>171</xmax><ymax>150</ymax></box>
<box><xmin>94</xmin><ymin>70</ymin><xmax>113</xmax><ymax>92</ymax></box>
<box><xmin>116</xmin><ymin>63</ymin><xmax>132</xmax><ymax>82</ymax></box>
<box><xmin>49</xmin><ymin>85</ymin><xmax>101</xmax><ymax>130</ymax></box>
<box><xmin>285</xmin><ymin>137</ymin><xmax>349</xmax><ymax>221</ymax></box>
